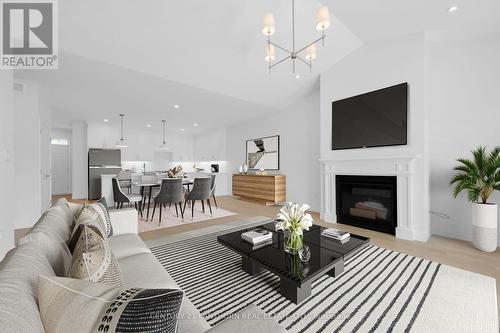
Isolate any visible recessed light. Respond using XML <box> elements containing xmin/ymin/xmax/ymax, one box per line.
<box><xmin>295</xmin><ymin>74</ymin><xmax>300</xmax><ymax>79</ymax></box>
<box><xmin>180</xmin><ymin>128</ymin><xmax>185</xmax><ymax>132</ymax></box>
<box><xmin>174</xmin><ymin>104</ymin><xmax>180</xmax><ymax>109</ymax></box>
<box><xmin>448</xmin><ymin>5</ymin><xmax>458</xmax><ymax>13</ymax></box>
<box><xmin>193</xmin><ymin>123</ymin><xmax>198</xmax><ymax>127</ymax></box>
<box><xmin>147</xmin><ymin>124</ymin><xmax>151</xmax><ymax>128</ymax></box>
<box><xmin>104</xmin><ymin>119</ymin><xmax>109</xmax><ymax>122</ymax></box>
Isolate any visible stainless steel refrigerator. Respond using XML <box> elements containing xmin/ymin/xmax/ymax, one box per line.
<box><xmin>88</xmin><ymin>148</ymin><xmax>122</xmax><ymax>200</ymax></box>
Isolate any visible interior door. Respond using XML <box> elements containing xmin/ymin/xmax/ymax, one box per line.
<box><xmin>40</xmin><ymin>124</ymin><xmax>52</xmax><ymax>210</ymax></box>
<box><xmin>51</xmin><ymin>144</ymin><xmax>70</xmax><ymax>195</ymax></box>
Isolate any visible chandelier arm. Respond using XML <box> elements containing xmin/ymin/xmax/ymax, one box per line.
<box><xmin>295</xmin><ymin>36</ymin><xmax>326</xmax><ymax>55</ymax></box>
<box><xmin>295</xmin><ymin>55</ymin><xmax>311</xmax><ymax>68</ymax></box>
<box><xmin>269</xmin><ymin>55</ymin><xmax>292</xmax><ymax>69</ymax></box>
<box><xmin>268</xmin><ymin>41</ymin><xmax>293</xmax><ymax>55</ymax></box>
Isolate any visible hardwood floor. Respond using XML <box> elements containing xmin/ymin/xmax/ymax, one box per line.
<box><xmin>51</xmin><ymin>194</ymin><xmax>93</xmax><ymax>205</ymax></box>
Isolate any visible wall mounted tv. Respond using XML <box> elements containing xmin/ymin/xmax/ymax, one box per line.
<box><xmin>332</xmin><ymin>83</ymin><xmax>408</xmax><ymax>150</ymax></box>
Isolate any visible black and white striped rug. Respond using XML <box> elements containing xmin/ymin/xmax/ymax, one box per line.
<box><xmin>150</xmin><ymin>229</ymin><xmax>498</xmax><ymax>332</ymax></box>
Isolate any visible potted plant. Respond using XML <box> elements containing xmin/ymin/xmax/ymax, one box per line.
<box><xmin>275</xmin><ymin>202</ymin><xmax>313</xmax><ymax>253</ymax></box>
<box><xmin>450</xmin><ymin>146</ymin><xmax>500</xmax><ymax>252</ymax></box>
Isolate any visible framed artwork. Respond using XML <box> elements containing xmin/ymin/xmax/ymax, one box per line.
<box><xmin>246</xmin><ymin>135</ymin><xmax>280</xmax><ymax>170</ymax></box>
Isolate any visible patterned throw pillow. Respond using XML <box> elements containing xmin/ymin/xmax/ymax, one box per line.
<box><xmin>68</xmin><ymin>205</ymin><xmax>106</xmax><ymax>254</ymax></box>
<box><xmin>68</xmin><ymin>219</ymin><xmax>106</xmax><ymax>254</ymax></box>
<box><xmin>95</xmin><ymin>198</ymin><xmax>113</xmax><ymax>237</ymax></box>
<box><xmin>69</xmin><ymin>202</ymin><xmax>112</xmax><ymax>247</ymax></box>
<box><xmin>84</xmin><ymin>202</ymin><xmax>113</xmax><ymax>237</ymax></box>
<box><xmin>38</xmin><ymin>276</ymin><xmax>184</xmax><ymax>333</ymax></box>
<box><xmin>68</xmin><ymin>224</ymin><xmax>123</xmax><ymax>286</ymax></box>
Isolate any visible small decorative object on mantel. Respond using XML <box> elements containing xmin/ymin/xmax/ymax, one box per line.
<box><xmin>450</xmin><ymin>146</ymin><xmax>500</xmax><ymax>252</ymax></box>
<box><xmin>243</xmin><ymin>164</ymin><xmax>248</xmax><ymax>174</ymax></box>
<box><xmin>275</xmin><ymin>202</ymin><xmax>313</xmax><ymax>254</ymax></box>
<box><xmin>238</xmin><ymin>165</ymin><xmax>244</xmax><ymax>174</ymax></box>
<box><xmin>167</xmin><ymin>165</ymin><xmax>183</xmax><ymax>178</ymax></box>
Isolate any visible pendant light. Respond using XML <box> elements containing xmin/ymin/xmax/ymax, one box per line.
<box><xmin>159</xmin><ymin>120</ymin><xmax>169</xmax><ymax>151</ymax></box>
<box><xmin>115</xmin><ymin>113</ymin><xmax>128</xmax><ymax>148</ymax></box>
<box><xmin>315</xmin><ymin>6</ymin><xmax>331</xmax><ymax>31</ymax></box>
<box><xmin>262</xmin><ymin>13</ymin><xmax>276</xmax><ymax>36</ymax></box>
<box><xmin>265</xmin><ymin>44</ymin><xmax>276</xmax><ymax>62</ymax></box>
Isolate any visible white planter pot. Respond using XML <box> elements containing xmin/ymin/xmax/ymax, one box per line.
<box><xmin>472</xmin><ymin>203</ymin><xmax>497</xmax><ymax>252</ymax></box>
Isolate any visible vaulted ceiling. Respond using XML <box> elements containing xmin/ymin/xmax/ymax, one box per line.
<box><xmin>15</xmin><ymin>0</ymin><xmax>500</xmax><ymax>132</ymax></box>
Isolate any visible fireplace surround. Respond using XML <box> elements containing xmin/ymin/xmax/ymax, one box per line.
<box><xmin>336</xmin><ymin>175</ymin><xmax>397</xmax><ymax>235</ymax></box>
<box><xmin>320</xmin><ymin>155</ymin><xmax>429</xmax><ymax>241</ymax></box>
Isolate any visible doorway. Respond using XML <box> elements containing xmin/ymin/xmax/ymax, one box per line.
<box><xmin>51</xmin><ymin>138</ymin><xmax>71</xmax><ymax>195</ymax></box>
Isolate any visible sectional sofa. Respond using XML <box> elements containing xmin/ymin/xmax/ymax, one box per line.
<box><xmin>0</xmin><ymin>199</ymin><xmax>285</xmax><ymax>333</ymax></box>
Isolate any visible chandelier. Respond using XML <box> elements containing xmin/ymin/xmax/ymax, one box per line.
<box><xmin>262</xmin><ymin>0</ymin><xmax>330</xmax><ymax>74</ymax></box>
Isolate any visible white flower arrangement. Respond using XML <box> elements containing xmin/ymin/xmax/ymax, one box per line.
<box><xmin>275</xmin><ymin>202</ymin><xmax>314</xmax><ymax>235</ymax></box>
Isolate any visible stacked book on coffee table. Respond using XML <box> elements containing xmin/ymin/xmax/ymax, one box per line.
<box><xmin>241</xmin><ymin>228</ymin><xmax>273</xmax><ymax>249</ymax></box>
<box><xmin>321</xmin><ymin>228</ymin><xmax>350</xmax><ymax>244</ymax></box>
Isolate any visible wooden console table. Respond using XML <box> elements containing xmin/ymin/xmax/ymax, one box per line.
<box><xmin>232</xmin><ymin>174</ymin><xmax>286</xmax><ymax>205</ymax></box>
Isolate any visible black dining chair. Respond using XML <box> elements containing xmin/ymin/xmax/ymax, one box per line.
<box><xmin>151</xmin><ymin>178</ymin><xmax>185</xmax><ymax>223</ymax></box>
<box><xmin>112</xmin><ymin>178</ymin><xmax>143</xmax><ymax>216</ymax></box>
<box><xmin>209</xmin><ymin>174</ymin><xmax>218</xmax><ymax>208</ymax></box>
<box><xmin>183</xmin><ymin>177</ymin><xmax>212</xmax><ymax>219</ymax></box>
<box><xmin>117</xmin><ymin>170</ymin><xmax>132</xmax><ymax>194</ymax></box>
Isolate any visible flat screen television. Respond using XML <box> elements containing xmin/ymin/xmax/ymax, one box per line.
<box><xmin>332</xmin><ymin>83</ymin><xmax>408</xmax><ymax>150</ymax></box>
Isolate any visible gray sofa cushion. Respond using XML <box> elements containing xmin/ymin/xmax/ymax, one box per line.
<box><xmin>18</xmin><ymin>231</ymin><xmax>72</xmax><ymax>276</ymax></box>
<box><xmin>30</xmin><ymin>204</ymin><xmax>74</xmax><ymax>242</ymax></box>
<box><xmin>0</xmin><ymin>241</ymin><xmax>56</xmax><ymax>332</ymax></box>
<box><xmin>18</xmin><ymin>201</ymin><xmax>75</xmax><ymax>276</ymax></box>
<box><xmin>119</xmin><ymin>253</ymin><xmax>211</xmax><ymax>333</ymax></box>
<box><xmin>108</xmin><ymin>233</ymin><xmax>152</xmax><ymax>260</ymax></box>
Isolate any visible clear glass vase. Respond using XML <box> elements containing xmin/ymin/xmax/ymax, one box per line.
<box><xmin>284</xmin><ymin>228</ymin><xmax>303</xmax><ymax>254</ymax></box>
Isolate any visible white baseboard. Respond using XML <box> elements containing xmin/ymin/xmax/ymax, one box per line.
<box><xmin>321</xmin><ymin>212</ymin><xmax>336</xmax><ymax>223</ymax></box>
<box><xmin>413</xmin><ymin>230</ymin><xmax>431</xmax><ymax>242</ymax></box>
<box><xmin>396</xmin><ymin>227</ymin><xmax>414</xmax><ymax>241</ymax></box>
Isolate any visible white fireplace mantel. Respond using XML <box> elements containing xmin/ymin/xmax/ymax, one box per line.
<box><xmin>320</xmin><ymin>155</ymin><xmax>423</xmax><ymax>241</ymax></box>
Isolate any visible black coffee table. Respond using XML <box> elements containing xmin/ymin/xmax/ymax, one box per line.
<box><xmin>217</xmin><ymin>222</ymin><xmax>370</xmax><ymax>304</ymax></box>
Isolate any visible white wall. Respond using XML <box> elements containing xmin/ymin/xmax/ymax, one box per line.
<box><xmin>193</xmin><ymin>127</ymin><xmax>227</xmax><ymax>162</ymax></box>
<box><xmin>428</xmin><ymin>33</ymin><xmax>500</xmax><ymax>245</ymax></box>
<box><xmin>319</xmin><ymin>33</ymin><xmax>430</xmax><ymax>240</ymax></box>
<box><xmin>72</xmin><ymin>122</ymin><xmax>88</xmax><ymax>199</ymax></box>
<box><xmin>0</xmin><ymin>79</ymin><xmax>54</xmax><ymax>258</ymax></box>
<box><xmin>0</xmin><ymin>71</ymin><xmax>15</xmax><ymax>259</ymax></box>
<box><xmin>13</xmin><ymin>81</ymin><xmax>42</xmax><ymax>229</ymax></box>
<box><xmin>226</xmin><ymin>91</ymin><xmax>321</xmax><ymax>211</ymax></box>
<box><xmin>51</xmin><ymin>128</ymin><xmax>72</xmax><ymax>142</ymax></box>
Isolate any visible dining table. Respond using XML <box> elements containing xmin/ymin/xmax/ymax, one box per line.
<box><xmin>132</xmin><ymin>178</ymin><xmax>194</xmax><ymax>220</ymax></box>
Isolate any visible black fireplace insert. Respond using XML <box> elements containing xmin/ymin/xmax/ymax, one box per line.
<box><xmin>336</xmin><ymin>175</ymin><xmax>397</xmax><ymax>235</ymax></box>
